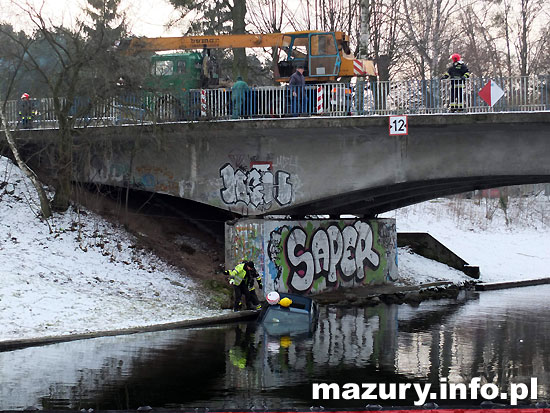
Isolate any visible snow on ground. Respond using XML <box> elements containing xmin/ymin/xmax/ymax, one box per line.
<box><xmin>383</xmin><ymin>195</ymin><xmax>550</xmax><ymax>284</ymax></box>
<box><xmin>1</xmin><ymin>154</ymin><xmax>549</xmax><ymax>343</ymax></box>
<box><xmin>0</xmin><ymin>157</ymin><xmax>221</xmax><ymax>343</ymax></box>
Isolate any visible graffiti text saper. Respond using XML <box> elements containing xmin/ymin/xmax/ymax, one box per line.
<box><xmin>220</xmin><ymin>164</ymin><xmax>293</xmax><ymax>208</ymax></box>
<box><xmin>285</xmin><ymin>221</ymin><xmax>380</xmax><ymax>292</ymax></box>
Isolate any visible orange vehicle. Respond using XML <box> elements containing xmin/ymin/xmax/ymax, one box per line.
<box><xmin>119</xmin><ymin>31</ymin><xmax>376</xmax><ymax>84</ymax></box>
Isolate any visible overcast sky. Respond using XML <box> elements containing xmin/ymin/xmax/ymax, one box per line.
<box><xmin>0</xmin><ymin>0</ymin><xmax>183</xmax><ymax>37</ymax></box>
<box><xmin>123</xmin><ymin>0</ymin><xmax>182</xmax><ymax>36</ymax></box>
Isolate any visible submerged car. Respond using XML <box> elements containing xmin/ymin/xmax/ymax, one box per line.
<box><xmin>258</xmin><ymin>292</ymin><xmax>319</xmax><ymax>336</ymax></box>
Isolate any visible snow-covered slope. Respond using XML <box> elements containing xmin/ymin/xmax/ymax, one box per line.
<box><xmin>383</xmin><ymin>195</ymin><xmax>550</xmax><ymax>284</ymax></box>
<box><xmin>0</xmin><ymin>157</ymin><xmax>221</xmax><ymax>342</ymax></box>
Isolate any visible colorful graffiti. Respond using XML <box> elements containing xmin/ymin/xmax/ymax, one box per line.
<box><xmin>231</xmin><ymin>223</ymin><xmax>264</xmax><ymax>269</ymax></box>
<box><xmin>225</xmin><ymin>219</ymin><xmax>397</xmax><ymax>295</ymax></box>
<box><xmin>269</xmin><ymin>220</ymin><xmax>396</xmax><ymax>293</ymax></box>
<box><xmin>219</xmin><ymin>163</ymin><xmax>293</xmax><ymax>208</ymax></box>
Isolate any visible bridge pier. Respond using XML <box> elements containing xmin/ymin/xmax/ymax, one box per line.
<box><xmin>225</xmin><ymin>217</ymin><xmax>398</xmax><ymax>295</ymax></box>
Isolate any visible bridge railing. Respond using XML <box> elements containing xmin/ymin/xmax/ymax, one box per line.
<box><xmin>3</xmin><ymin>75</ymin><xmax>549</xmax><ymax>129</ymax></box>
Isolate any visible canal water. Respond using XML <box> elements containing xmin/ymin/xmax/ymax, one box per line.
<box><xmin>1</xmin><ymin>285</ymin><xmax>549</xmax><ymax>410</ymax></box>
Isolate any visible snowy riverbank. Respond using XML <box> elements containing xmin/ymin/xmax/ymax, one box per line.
<box><xmin>1</xmin><ymin>155</ymin><xmax>549</xmax><ymax>343</ymax></box>
<box><xmin>0</xmin><ymin>156</ymin><xmax>221</xmax><ymax>343</ymax></box>
<box><xmin>385</xmin><ymin>193</ymin><xmax>550</xmax><ymax>284</ymax></box>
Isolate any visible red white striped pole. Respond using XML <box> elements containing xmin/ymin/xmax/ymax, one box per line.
<box><xmin>200</xmin><ymin>89</ymin><xmax>207</xmax><ymax>117</ymax></box>
<box><xmin>353</xmin><ymin>59</ymin><xmax>366</xmax><ymax>76</ymax></box>
<box><xmin>317</xmin><ymin>86</ymin><xmax>323</xmax><ymax>114</ymax></box>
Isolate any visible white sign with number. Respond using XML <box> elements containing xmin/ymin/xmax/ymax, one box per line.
<box><xmin>389</xmin><ymin>115</ymin><xmax>408</xmax><ymax>136</ymax></box>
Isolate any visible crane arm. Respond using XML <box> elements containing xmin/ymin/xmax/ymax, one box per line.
<box><xmin>120</xmin><ymin>33</ymin><xmax>287</xmax><ymax>55</ymax></box>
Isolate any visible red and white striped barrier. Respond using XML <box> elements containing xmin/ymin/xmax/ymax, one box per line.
<box><xmin>317</xmin><ymin>86</ymin><xmax>324</xmax><ymax>113</ymax></box>
<box><xmin>200</xmin><ymin>89</ymin><xmax>207</xmax><ymax>117</ymax></box>
<box><xmin>353</xmin><ymin>59</ymin><xmax>366</xmax><ymax>76</ymax></box>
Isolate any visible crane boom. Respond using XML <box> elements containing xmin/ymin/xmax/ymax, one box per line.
<box><xmin>119</xmin><ymin>31</ymin><xmax>352</xmax><ymax>54</ymax></box>
<box><xmin>122</xmin><ymin>33</ymin><xmax>289</xmax><ymax>54</ymax></box>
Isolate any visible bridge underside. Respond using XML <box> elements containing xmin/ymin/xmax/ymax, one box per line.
<box><xmin>278</xmin><ymin>175</ymin><xmax>550</xmax><ymax>217</ymax></box>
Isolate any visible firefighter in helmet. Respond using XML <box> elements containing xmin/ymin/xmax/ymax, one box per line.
<box><xmin>18</xmin><ymin>93</ymin><xmax>37</xmax><ymax>129</ymax></box>
<box><xmin>224</xmin><ymin>261</ymin><xmax>262</xmax><ymax>311</ymax></box>
<box><xmin>442</xmin><ymin>53</ymin><xmax>471</xmax><ymax>112</ymax></box>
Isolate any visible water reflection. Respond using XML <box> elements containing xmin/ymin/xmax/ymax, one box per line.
<box><xmin>1</xmin><ymin>286</ymin><xmax>549</xmax><ymax>409</ymax></box>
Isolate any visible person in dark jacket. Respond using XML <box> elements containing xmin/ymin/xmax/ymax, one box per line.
<box><xmin>18</xmin><ymin>93</ymin><xmax>36</xmax><ymax>129</ymax></box>
<box><xmin>442</xmin><ymin>53</ymin><xmax>471</xmax><ymax>112</ymax></box>
<box><xmin>244</xmin><ymin>261</ymin><xmax>263</xmax><ymax>310</ymax></box>
<box><xmin>289</xmin><ymin>63</ymin><xmax>307</xmax><ymax>115</ymax></box>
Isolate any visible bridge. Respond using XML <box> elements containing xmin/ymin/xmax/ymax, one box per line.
<box><xmin>10</xmin><ymin>86</ymin><xmax>550</xmax><ymax>294</ymax></box>
<box><xmin>17</xmin><ymin>111</ymin><xmax>550</xmax><ymax>218</ymax></box>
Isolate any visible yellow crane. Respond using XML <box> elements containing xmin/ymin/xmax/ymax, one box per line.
<box><xmin>119</xmin><ymin>31</ymin><xmax>376</xmax><ymax>84</ymax></box>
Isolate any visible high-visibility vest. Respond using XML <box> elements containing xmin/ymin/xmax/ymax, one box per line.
<box><xmin>229</xmin><ymin>263</ymin><xmax>247</xmax><ymax>286</ymax></box>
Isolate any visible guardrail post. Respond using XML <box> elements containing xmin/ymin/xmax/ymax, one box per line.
<box><xmin>317</xmin><ymin>85</ymin><xmax>323</xmax><ymax>114</ymax></box>
<box><xmin>200</xmin><ymin>89</ymin><xmax>207</xmax><ymax>117</ymax></box>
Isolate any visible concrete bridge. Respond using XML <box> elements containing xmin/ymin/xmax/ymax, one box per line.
<box><xmin>18</xmin><ymin>111</ymin><xmax>550</xmax><ymax>217</ymax></box>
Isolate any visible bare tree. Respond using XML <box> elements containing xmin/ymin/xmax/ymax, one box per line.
<box><xmin>0</xmin><ymin>108</ymin><xmax>52</xmax><ymax>218</ymax></box>
<box><xmin>456</xmin><ymin>3</ymin><xmax>502</xmax><ymax>77</ymax></box>
<box><xmin>231</xmin><ymin>0</ymin><xmax>249</xmax><ymax>80</ymax></box>
<box><xmin>484</xmin><ymin>0</ymin><xmax>550</xmax><ymax>77</ymax></box>
<box><xmin>0</xmin><ymin>25</ymin><xmax>52</xmax><ymax>219</ymax></box>
<box><xmin>366</xmin><ymin>0</ymin><xmax>402</xmax><ymax>80</ymax></box>
<box><xmin>247</xmin><ymin>0</ymin><xmax>287</xmax><ymax>33</ymax></box>
<box><xmin>401</xmin><ymin>0</ymin><xmax>461</xmax><ymax>79</ymax></box>
<box><xmin>514</xmin><ymin>0</ymin><xmax>548</xmax><ymax>76</ymax></box>
<box><xmin>247</xmin><ymin>0</ymin><xmax>288</xmax><ymax>83</ymax></box>
<box><xmin>492</xmin><ymin>0</ymin><xmax>514</xmax><ymax>76</ymax></box>
<box><xmin>358</xmin><ymin>0</ymin><xmax>371</xmax><ymax>59</ymax></box>
<box><xmin>288</xmin><ymin>0</ymin><xmax>360</xmax><ymax>36</ymax></box>
<box><xmin>0</xmin><ymin>0</ymin><xmax>129</xmax><ymax>212</ymax></box>
<box><xmin>0</xmin><ymin>28</ymin><xmax>52</xmax><ymax>219</ymax></box>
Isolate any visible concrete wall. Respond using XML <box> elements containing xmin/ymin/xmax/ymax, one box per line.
<box><xmin>15</xmin><ymin>112</ymin><xmax>550</xmax><ymax>217</ymax></box>
<box><xmin>225</xmin><ymin>218</ymin><xmax>398</xmax><ymax>294</ymax></box>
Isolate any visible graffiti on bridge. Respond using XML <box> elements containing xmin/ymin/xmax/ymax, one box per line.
<box><xmin>231</xmin><ymin>223</ymin><xmax>264</xmax><ymax>269</ymax></box>
<box><xmin>219</xmin><ymin>163</ymin><xmax>293</xmax><ymax>208</ymax></box>
<box><xmin>268</xmin><ymin>220</ymin><xmax>395</xmax><ymax>293</ymax></box>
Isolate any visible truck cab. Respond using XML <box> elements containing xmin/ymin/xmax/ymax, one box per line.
<box><xmin>275</xmin><ymin>32</ymin><xmax>343</xmax><ymax>83</ymax></box>
<box><xmin>147</xmin><ymin>52</ymin><xmax>203</xmax><ymax>91</ymax></box>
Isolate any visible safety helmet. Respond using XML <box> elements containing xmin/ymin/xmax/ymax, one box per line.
<box><xmin>266</xmin><ymin>291</ymin><xmax>280</xmax><ymax>305</ymax></box>
<box><xmin>279</xmin><ymin>297</ymin><xmax>293</xmax><ymax>308</ymax></box>
<box><xmin>21</xmin><ymin>93</ymin><xmax>30</xmax><ymax>100</ymax></box>
<box><xmin>451</xmin><ymin>53</ymin><xmax>461</xmax><ymax>63</ymax></box>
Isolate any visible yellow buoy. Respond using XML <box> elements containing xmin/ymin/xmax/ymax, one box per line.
<box><xmin>279</xmin><ymin>297</ymin><xmax>293</xmax><ymax>307</ymax></box>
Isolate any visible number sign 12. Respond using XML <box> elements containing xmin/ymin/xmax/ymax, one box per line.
<box><xmin>389</xmin><ymin>115</ymin><xmax>408</xmax><ymax>135</ymax></box>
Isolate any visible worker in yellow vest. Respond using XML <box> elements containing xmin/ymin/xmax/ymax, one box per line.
<box><xmin>224</xmin><ymin>261</ymin><xmax>262</xmax><ymax>311</ymax></box>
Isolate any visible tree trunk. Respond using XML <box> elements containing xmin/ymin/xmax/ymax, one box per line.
<box><xmin>231</xmin><ymin>0</ymin><xmax>248</xmax><ymax>81</ymax></box>
<box><xmin>358</xmin><ymin>0</ymin><xmax>370</xmax><ymax>59</ymax></box>
<box><xmin>51</xmin><ymin>119</ymin><xmax>73</xmax><ymax>212</ymax></box>
<box><xmin>0</xmin><ymin>106</ymin><xmax>52</xmax><ymax>219</ymax></box>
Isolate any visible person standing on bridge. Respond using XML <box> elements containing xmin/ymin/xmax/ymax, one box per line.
<box><xmin>289</xmin><ymin>63</ymin><xmax>307</xmax><ymax>115</ymax></box>
<box><xmin>231</xmin><ymin>76</ymin><xmax>249</xmax><ymax>119</ymax></box>
<box><xmin>224</xmin><ymin>261</ymin><xmax>262</xmax><ymax>311</ymax></box>
<box><xmin>441</xmin><ymin>53</ymin><xmax>471</xmax><ymax>112</ymax></box>
<box><xmin>18</xmin><ymin>93</ymin><xmax>37</xmax><ymax>129</ymax></box>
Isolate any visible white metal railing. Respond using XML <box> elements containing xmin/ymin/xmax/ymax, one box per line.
<box><xmin>2</xmin><ymin>75</ymin><xmax>549</xmax><ymax>129</ymax></box>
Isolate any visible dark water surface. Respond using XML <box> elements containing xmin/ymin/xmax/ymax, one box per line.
<box><xmin>1</xmin><ymin>285</ymin><xmax>550</xmax><ymax>410</ymax></box>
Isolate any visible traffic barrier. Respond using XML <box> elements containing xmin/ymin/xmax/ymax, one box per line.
<box><xmin>1</xmin><ymin>76</ymin><xmax>548</xmax><ymax>129</ymax></box>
